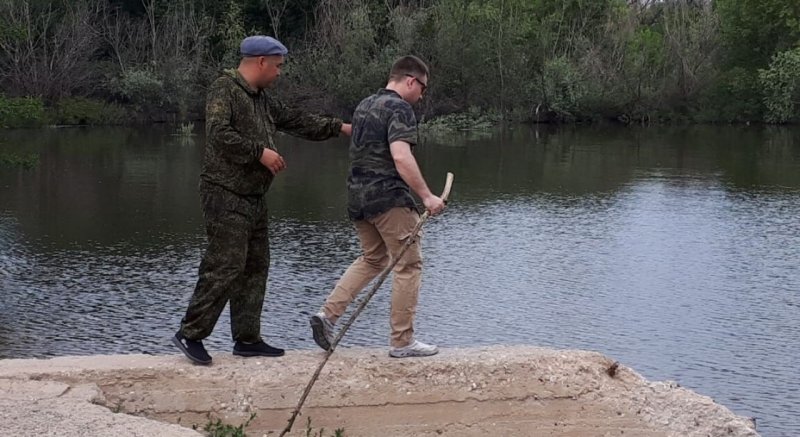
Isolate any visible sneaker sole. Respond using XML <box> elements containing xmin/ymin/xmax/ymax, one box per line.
<box><xmin>309</xmin><ymin>316</ymin><xmax>332</xmax><ymax>351</ymax></box>
<box><xmin>171</xmin><ymin>335</ymin><xmax>212</xmax><ymax>365</ymax></box>
<box><xmin>389</xmin><ymin>348</ymin><xmax>439</xmax><ymax>358</ymax></box>
<box><xmin>232</xmin><ymin>349</ymin><xmax>285</xmax><ymax>358</ymax></box>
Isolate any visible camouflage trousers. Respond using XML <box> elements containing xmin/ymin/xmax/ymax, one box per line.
<box><xmin>180</xmin><ymin>182</ymin><xmax>269</xmax><ymax>343</ymax></box>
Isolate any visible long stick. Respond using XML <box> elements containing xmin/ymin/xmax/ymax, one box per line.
<box><xmin>279</xmin><ymin>172</ymin><xmax>454</xmax><ymax>436</ymax></box>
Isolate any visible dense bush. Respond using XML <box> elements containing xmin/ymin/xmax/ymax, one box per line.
<box><xmin>50</xmin><ymin>97</ymin><xmax>128</xmax><ymax>126</ymax></box>
<box><xmin>0</xmin><ymin>95</ymin><xmax>46</xmax><ymax>128</ymax></box>
<box><xmin>759</xmin><ymin>48</ymin><xmax>800</xmax><ymax>124</ymax></box>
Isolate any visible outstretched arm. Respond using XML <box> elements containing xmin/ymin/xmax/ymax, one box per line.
<box><xmin>269</xmin><ymin>96</ymin><xmax>346</xmax><ymax>140</ymax></box>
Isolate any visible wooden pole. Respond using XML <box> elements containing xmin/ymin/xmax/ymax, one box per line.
<box><xmin>279</xmin><ymin>172</ymin><xmax>454</xmax><ymax>436</ymax></box>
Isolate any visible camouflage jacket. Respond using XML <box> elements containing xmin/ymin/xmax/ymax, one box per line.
<box><xmin>201</xmin><ymin>69</ymin><xmax>343</xmax><ymax>196</ymax></box>
<box><xmin>347</xmin><ymin>88</ymin><xmax>419</xmax><ymax>221</ymax></box>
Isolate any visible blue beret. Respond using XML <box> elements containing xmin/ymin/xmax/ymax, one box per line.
<box><xmin>240</xmin><ymin>36</ymin><xmax>288</xmax><ymax>57</ymax></box>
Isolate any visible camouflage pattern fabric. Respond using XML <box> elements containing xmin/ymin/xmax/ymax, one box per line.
<box><xmin>181</xmin><ymin>182</ymin><xmax>269</xmax><ymax>343</ymax></box>
<box><xmin>202</xmin><ymin>69</ymin><xmax>343</xmax><ymax>196</ymax></box>
<box><xmin>347</xmin><ymin>89</ymin><xmax>419</xmax><ymax>221</ymax></box>
<box><xmin>180</xmin><ymin>69</ymin><xmax>343</xmax><ymax>342</ymax></box>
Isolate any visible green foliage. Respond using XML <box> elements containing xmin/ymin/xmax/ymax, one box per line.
<box><xmin>431</xmin><ymin>0</ymin><xmax>537</xmax><ymax>114</ymax></box>
<box><xmin>620</xmin><ymin>27</ymin><xmax>666</xmax><ymax>116</ymax></box>
<box><xmin>109</xmin><ymin>69</ymin><xmax>166</xmax><ymax>110</ymax></box>
<box><xmin>288</xmin><ymin>1</ymin><xmax>392</xmax><ymax>111</ymax></box>
<box><xmin>759</xmin><ymin>47</ymin><xmax>800</xmax><ymax>123</ymax></box>
<box><xmin>0</xmin><ymin>0</ymin><xmax>797</xmax><ymax>124</ymax></box>
<box><xmin>389</xmin><ymin>5</ymin><xmax>431</xmax><ymax>54</ymax></box>
<box><xmin>49</xmin><ymin>97</ymin><xmax>127</xmax><ymax>125</ymax></box>
<box><xmin>716</xmin><ymin>0</ymin><xmax>800</xmax><ymax>69</ymax></box>
<box><xmin>713</xmin><ymin>0</ymin><xmax>800</xmax><ymax>122</ymax></box>
<box><xmin>330</xmin><ymin>5</ymin><xmax>387</xmax><ymax>107</ymax></box>
<box><xmin>215</xmin><ymin>0</ymin><xmax>247</xmax><ymax>66</ymax></box>
<box><xmin>702</xmin><ymin>67</ymin><xmax>764</xmax><ymax>123</ymax></box>
<box><xmin>200</xmin><ymin>412</ymin><xmax>255</xmax><ymax>437</ymax></box>
<box><xmin>0</xmin><ymin>150</ymin><xmax>38</xmax><ymax>168</ymax></box>
<box><xmin>305</xmin><ymin>417</ymin><xmax>345</xmax><ymax>437</ymax></box>
<box><xmin>421</xmin><ymin>108</ymin><xmax>500</xmax><ymax>133</ymax></box>
<box><xmin>0</xmin><ymin>95</ymin><xmax>46</xmax><ymax>128</ymax></box>
<box><xmin>532</xmin><ymin>0</ymin><xmax>628</xmax><ymax>56</ymax></box>
<box><xmin>541</xmin><ymin>57</ymin><xmax>585</xmax><ymax>121</ymax></box>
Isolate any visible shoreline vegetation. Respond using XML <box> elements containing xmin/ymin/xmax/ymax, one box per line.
<box><xmin>0</xmin><ymin>0</ymin><xmax>798</xmax><ymax>130</ymax></box>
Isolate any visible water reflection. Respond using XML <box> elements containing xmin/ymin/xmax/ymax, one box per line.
<box><xmin>0</xmin><ymin>125</ymin><xmax>798</xmax><ymax>436</ymax></box>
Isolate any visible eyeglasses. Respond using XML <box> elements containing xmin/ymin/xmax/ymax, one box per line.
<box><xmin>405</xmin><ymin>74</ymin><xmax>427</xmax><ymax>94</ymax></box>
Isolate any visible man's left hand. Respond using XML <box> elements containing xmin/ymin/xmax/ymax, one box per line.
<box><xmin>341</xmin><ymin>123</ymin><xmax>352</xmax><ymax>136</ymax></box>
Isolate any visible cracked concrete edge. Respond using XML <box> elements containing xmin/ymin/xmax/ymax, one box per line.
<box><xmin>0</xmin><ymin>346</ymin><xmax>759</xmax><ymax>437</ymax></box>
<box><xmin>587</xmin><ymin>363</ymin><xmax>760</xmax><ymax>437</ymax></box>
<box><xmin>0</xmin><ymin>378</ymin><xmax>202</xmax><ymax>437</ymax></box>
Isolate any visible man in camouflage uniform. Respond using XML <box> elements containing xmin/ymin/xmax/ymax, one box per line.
<box><xmin>173</xmin><ymin>36</ymin><xmax>351</xmax><ymax>365</ymax></box>
<box><xmin>310</xmin><ymin>56</ymin><xmax>445</xmax><ymax>358</ymax></box>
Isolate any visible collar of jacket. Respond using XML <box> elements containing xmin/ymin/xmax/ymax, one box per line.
<box><xmin>378</xmin><ymin>88</ymin><xmax>403</xmax><ymax>99</ymax></box>
<box><xmin>224</xmin><ymin>68</ymin><xmax>261</xmax><ymax>96</ymax></box>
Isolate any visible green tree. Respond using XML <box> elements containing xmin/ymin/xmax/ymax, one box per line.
<box><xmin>759</xmin><ymin>47</ymin><xmax>800</xmax><ymax>123</ymax></box>
<box><xmin>716</xmin><ymin>0</ymin><xmax>800</xmax><ymax>69</ymax></box>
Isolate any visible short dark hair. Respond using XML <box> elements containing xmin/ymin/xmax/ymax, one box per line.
<box><xmin>389</xmin><ymin>55</ymin><xmax>429</xmax><ymax>82</ymax></box>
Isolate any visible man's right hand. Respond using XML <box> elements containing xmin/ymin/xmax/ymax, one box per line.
<box><xmin>423</xmin><ymin>195</ymin><xmax>446</xmax><ymax>216</ymax></box>
<box><xmin>259</xmin><ymin>148</ymin><xmax>286</xmax><ymax>175</ymax></box>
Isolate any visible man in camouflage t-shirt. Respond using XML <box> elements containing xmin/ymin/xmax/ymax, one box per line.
<box><xmin>172</xmin><ymin>36</ymin><xmax>351</xmax><ymax>365</ymax></box>
<box><xmin>310</xmin><ymin>56</ymin><xmax>446</xmax><ymax>358</ymax></box>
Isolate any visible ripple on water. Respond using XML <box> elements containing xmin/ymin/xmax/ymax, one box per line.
<box><xmin>2</xmin><ymin>181</ymin><xmax>799</xmax><ymax>436</ymax></box>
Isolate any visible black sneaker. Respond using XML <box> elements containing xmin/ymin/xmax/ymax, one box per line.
<box><xmin>233</xmin><ymin>340</ymin><xmax>285</xmax><ymax>357</ymax></box>
<box><xmin>172</xmin><ymin>331</ymin><xmax>212</xmax><ymax>365</ymax></box>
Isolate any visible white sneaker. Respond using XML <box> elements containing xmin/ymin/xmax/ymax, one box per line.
<box><xmin>389</xmin><ymin>340</ymin><xmax>439</xmax><ymax>358</ymax></box>
<box><xmin>310</xmin><ymin>311</ymin><xmax>335</xmax><ymax>351</ymax></box>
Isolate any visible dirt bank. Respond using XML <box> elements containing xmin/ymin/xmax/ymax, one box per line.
<box><xmin>0</xmin><ymin>346</ymin><xmax>758</xmax><ymax>436</ymax></box>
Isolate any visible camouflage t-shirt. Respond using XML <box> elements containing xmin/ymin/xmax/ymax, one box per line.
<box><xmin>347</xmin><ymin>88</ymin><xmax>418</xmax><ymax>221</ymax></box>
<box><xmin>202</xmin><ymin>69</ymin><xmax>343</xmax><ymax>196</ymax></box>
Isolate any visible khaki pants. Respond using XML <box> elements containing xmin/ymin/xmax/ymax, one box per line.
<box><xmin>322</xmin><ymin>207</ymin><xmax>423</xmax><ymax>348</ymax></box>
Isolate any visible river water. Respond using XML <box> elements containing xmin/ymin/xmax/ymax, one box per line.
<box><xmin>0</xmin><ymin>125</ymin><xmax>798</xmax><ymax>436</ymax></box>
